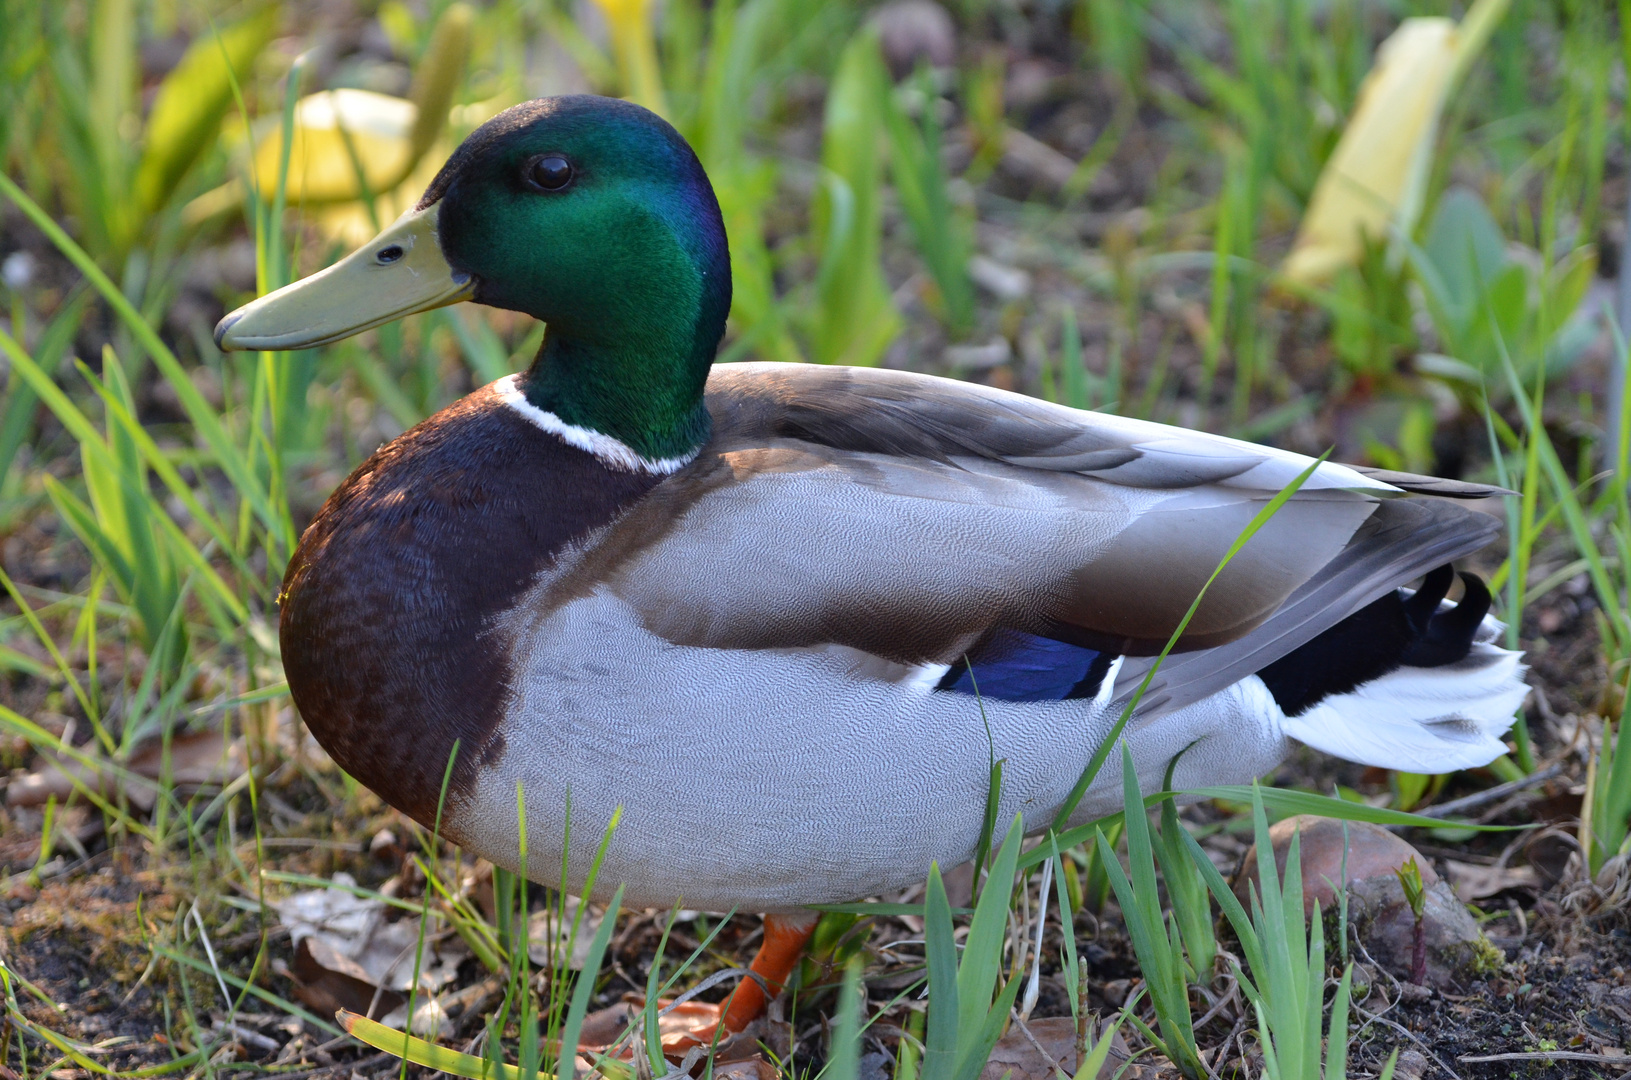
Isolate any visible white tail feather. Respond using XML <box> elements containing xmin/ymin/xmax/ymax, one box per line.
<box><xmin>1277</xmin><ymin>629</ymin><xmax>1527</xmax><ymax>773</ymax></box>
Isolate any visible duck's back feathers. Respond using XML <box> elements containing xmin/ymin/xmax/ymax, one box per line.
<box><xmin>705</xmin><ymin>363</ymin><xmax>1391</xmax><ymax>494</ymax></box>
<box><xmin>576</xmin><ymin>365</ymin><xmax>1493</xmax><ymax>676</ymax></box>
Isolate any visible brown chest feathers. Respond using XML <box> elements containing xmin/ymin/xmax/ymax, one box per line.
<box><xmin>278</xmin><ymin>383</ymin><xmax>664</xmax><ymax>826</ymax></box>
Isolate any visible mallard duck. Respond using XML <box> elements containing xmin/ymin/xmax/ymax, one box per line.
<box><xmin>217</xmin><ymin>95</ymin><xmax>1525</xmax><ymax>1034</ymax></box>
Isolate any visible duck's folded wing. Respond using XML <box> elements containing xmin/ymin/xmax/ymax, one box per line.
<box><xmin>1110</xmin><ymin>495</ymin><xmax>1500</xmax><ymax>718</ymax></box>
<box><xmin>565</xmin><ymin>364</ymin><xmax>1498</xmax><ymax>677</ymax></box>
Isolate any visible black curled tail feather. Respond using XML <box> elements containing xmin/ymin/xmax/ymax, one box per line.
<box><xmin>1256</xmin><ymin>565</ymin><xmax>1492</xmax><ymax>717</ymax></box>
<box><xmin>1401</xmin><ymin>573</ymin><xmax>1491</xmax><ymax>666</ymax></box>
<box><xmin>1401</xmin><ymin>565</ymin><xmax>1454</xmax><ymax>634</ymax></box>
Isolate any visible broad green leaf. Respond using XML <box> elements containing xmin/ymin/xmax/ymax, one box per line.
<box><xmin>809</xmin><ymin>28</ymin><xmax>899</xmax><ymax>366</ymax></box>
<box><xmin>1422</xmin><ymin>186</ymin><xmax>1507</xmax><ymax>321</ymax></box>
<box><xmin>133</xmin><ymin>7</ymin><xmax>278</xmax><ymax>217</ymax></box>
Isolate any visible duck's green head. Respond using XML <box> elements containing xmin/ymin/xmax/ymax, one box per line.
<box><xmin>217</xmin><ymin>95</ymin><xmax>731</xmax><ymax>462</ymax></box>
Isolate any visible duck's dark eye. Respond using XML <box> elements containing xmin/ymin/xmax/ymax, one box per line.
<box><xmin>376</xmin><ymin>244</ymin><xmax>405</xmax><ymax>264</ymax></box>
<box><xmin>527</xmin><ymin>155</ymin><xmax>574</xmax><ymax>191</ymax></box>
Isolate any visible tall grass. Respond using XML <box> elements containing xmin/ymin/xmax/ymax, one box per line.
<box><xmin>1182</xmin><ymin>791</ymin><xmax>1399</xmax><ymax>1080</ymax></box>
<box><xmin>808</xmin><ymin>29</ymin><xmax>900</xmax><ymax>366</ymax></box>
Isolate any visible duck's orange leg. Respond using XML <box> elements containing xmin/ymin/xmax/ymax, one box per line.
<box><xmin>719</xmin><ymin>912</ymin><xmax>819</xmax><ymax>1032</ymax></box>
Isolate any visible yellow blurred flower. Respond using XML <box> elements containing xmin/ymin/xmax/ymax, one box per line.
<box><xmin>249</xmin><ymin>89</ymin><xmax>420</xmax><ymax>204</ymax></box>
<box><xmin>1280</xmin><ymin>0</ymin><xmax>1509</xmax><ymax>288</ymax></box>
<box><xmin>185</xmin><ymin>4</ymin><xmax>473</xmax><ymax>231</ymax></box>
<box><xmin>588</xmin><ymin>0</ymin><xmax>667</xmax><ymax>117</ymax></box>
<box><xmin>310</xmin><ymin>103</ymin><xmax>503</xmax><ymax>249</ymax></box>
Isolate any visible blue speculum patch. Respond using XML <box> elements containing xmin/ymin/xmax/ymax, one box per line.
<box><xmin>936</xmin><ymin>628</ymin><xmax>1113</xmax><ymax>702</ymax></box>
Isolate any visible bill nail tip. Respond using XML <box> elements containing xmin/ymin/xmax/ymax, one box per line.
<box><xmin>213</xmin><ymin>312</ymin><xmax>242</xmax><ymax>351</ymax></box>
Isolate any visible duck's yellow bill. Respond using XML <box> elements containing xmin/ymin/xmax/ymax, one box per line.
<box><xmin>214</xmin><ymin>203</ymin><xmax>475</xmax><ymax>352</ymax></box>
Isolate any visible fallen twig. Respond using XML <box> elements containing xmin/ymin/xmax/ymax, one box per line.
<box><xmin>1414</xmin><ymin>762</ymin><xmax>1565</xmax><ymax>820</ymax></box>
<box><xmin>1460</xmin><ymin>1052</ymin><xmax>1631</xmax><ymax>1064</ymax></box>
<box><xmin>260</xmin><ymin>1050</ymin><xmax>392</xmax><ymax>1080</ymax></box>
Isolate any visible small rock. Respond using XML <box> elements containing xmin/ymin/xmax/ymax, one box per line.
<box><xmin>968</xmin><ymin>255</ymin><xmax>1031</xmax><ymax>300</ymax></box>
<box><xmin>944</xmin><ymin>337</ymin><xmax>1011</xmax><ymax>370</ymax></box>
<box><xmin>871</xmin><ymin>0</ymin><xmax>956</xmax><ymax>78</ymax></box>
<box><xmin>1005</xmin><ymin>59</ymin><xmax>1060</xmax><ymax>111</ymax></box>
<box><xmin>1395</xmin><ymin>981</ymin><xmax>1434</xmax><ymax>1003</ymax></box>
<box><xmin>1348</xmin><ymin>875</ymin><xmax>1499</xmax><ymax>991</ymax></box>
<box><xmin>1233</xmin><ymin>815</ymin><xmax>1438</xmax><ymax>915</ymax></box>
<box><xmin>1233</xmin><ymin>815</ymin><xmax>1499</xmax><ymax>991</ymax></box>
<box><xmin>369</xmin><ymin>829</ymin><xmax>400</xmax><ymax>860</ymax></box>
<box><xmin>2</xmin><ymin>251</ymin><xmax>35</xmax><ymax>291</ymax></box>
<box><xmin>858</xmin><ymin>1051</ymin><xmax>892</xmax><ymax>1080</ymax></box>
<box><xmin>1394</xmin><ymin>1050</ymin><xmax>1430</xmax><ymax>1080</ymax></box>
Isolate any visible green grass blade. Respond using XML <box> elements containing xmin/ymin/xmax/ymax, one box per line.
<box><xmin>1157</xmin><ymin>764</ymin><xmax>1215</xmax><ymax>981</ymax></box>
<box><xmin>920</xmin><ymin>863</ymin><xmax>959</xmax><ymax>1080</ymax></box>
<box><xmin>955</xmin><ymin>814</ymin><xmax>1022</xmax><ymax>1048</ymax></box>
<box><xmin>824</xmin><ymin>956</ymin><xmax>864</xmax><ymax>1080</ymax></box>
<box><xmin>0</xmin><ymin>173</ymin><xmax>280</xmax><ymax>534</ymax></box>
<box><xmin>1177</xmin><ymin>824</ymin><xmax>1264</xmax><ymax>983</ymax></box>
<box><xmin>344</xmin><ymin>1010</ymin><xmax>518</xmax><ymax>1080</ymax></box>
<box><xmin>1182</xmin><ymin>786</ymin><xmax>1518</xmax><ymax>829</ymax></box>
<box><xmin>557</xmin><ymin>883</ymin><xmax>624</xmax><ymax>1080</ymax></box>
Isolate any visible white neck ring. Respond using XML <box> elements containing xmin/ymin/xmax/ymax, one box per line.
<box><xmin>494</xmin><ymin>374</ymin><xmax>699</xmax><ymax>476</ymax></box>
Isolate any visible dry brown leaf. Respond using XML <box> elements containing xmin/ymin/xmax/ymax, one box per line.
<box><xmin>274</xmin><ymin>872</ymin><xmax>468</xmax><ymax>1037</ymax></box>
<box><xmin>980</xmin><ymin>1016</ymin><xmax>1133</xmax><ymax>1080</ymax></box>
<box><xmin>576</xmin><ymin>1000</ymin><xmax>644</xmax><ymax>1050</ymax></box>
<box><xmin>7</xmin><ymin>727</ymin><xmax>246</xmax><ymax>810</ymax></box>
<box><xmin>577</xmin><ymin>998</ymin><xmax>788</xmax><ymax>1063</ymax></box>
<box><xmin>286</xmin><ymin>934</ymin><xmax>407</xmax><ymax>1020</ymax></box>
<box><xmin>527</xmin><ymin>896</ymin><xmax>604</xmax><ymax>970</ymax></box>
<box><xmin>1443</xmin><ymin>859</ymin><xmax>1538</xmax><ymax>901</ymax></box>
<box><xmin>713</xmin><ymin>1058</ymin><xmax>779</xmax><ymax>1080</ymax></box>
